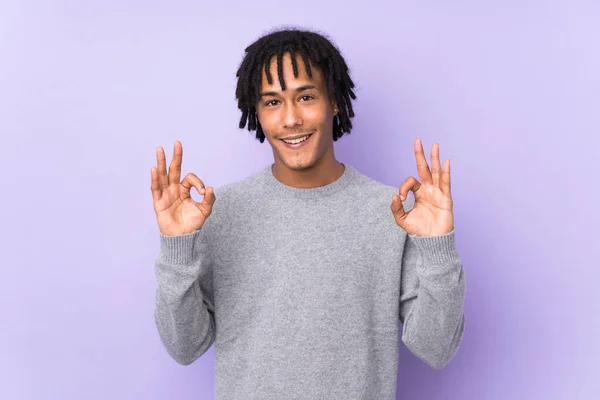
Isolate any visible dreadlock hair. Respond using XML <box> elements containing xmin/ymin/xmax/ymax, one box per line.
<box><xmin>235</xmin><ymin>28</ymin><xmax>357</xmax><ymax>143</ymax></box>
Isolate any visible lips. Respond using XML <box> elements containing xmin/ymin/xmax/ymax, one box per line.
<box><xmin>280</xmin><ymin>133</ymin><xmax>314</xmax><ymax>149</ymax></box>
<box><xmin>280</xmin><ymin>133</ymin><xmax>313</xmax><ymax>141</ymax></box>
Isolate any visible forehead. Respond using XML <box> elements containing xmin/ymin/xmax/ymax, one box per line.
<box><xmin>260</xmin><ymin>52</ymin><xmax>324</xmax><ymax>91</ymax></box>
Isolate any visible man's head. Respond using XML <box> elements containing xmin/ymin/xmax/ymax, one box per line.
<box><xmin>235</xmin><ymin>28</ymin><xmax>356</xmax><ymax>172</ymax></box>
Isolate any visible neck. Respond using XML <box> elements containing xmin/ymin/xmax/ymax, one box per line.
<box><xmin>271</xmin><ymin>156</ymin><xmax>345</xmax><ymax>189</ymax></box>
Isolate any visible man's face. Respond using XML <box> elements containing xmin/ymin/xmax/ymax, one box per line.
<box><xmin>256</xmin><ymin>52</ymin><xmax>337</xmax><ymax>172</ymax></box>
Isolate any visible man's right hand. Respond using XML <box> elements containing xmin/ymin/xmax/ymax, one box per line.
<box><xmin>151</xmin><ymin>141</ymin><xmax>216</xmax><ymax>236</ymax></box>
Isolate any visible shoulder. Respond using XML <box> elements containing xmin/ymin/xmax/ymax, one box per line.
<box><xmin>345</xmin><ymin>165</ymin><xmax>412</xmax><ymax>240</ymax></box>
<box><xmin>212</xmin><ymin>166</ymin><xmax>266</xmax><ymax>204</ymax></box>
<box><xmin>349</xmin><ymin>165</ymin><xmax>415</xmax><ymax>212</ymax></box>
<box><xmin>203</xmin><ymin>166</ymin><xmax>266</xmax><ymax>227</ymax></box>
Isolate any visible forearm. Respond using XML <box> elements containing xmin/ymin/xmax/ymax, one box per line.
<box><xmin>401</xmin><ymin>231</ymin><xmax>466</xmax><ymax>369</ymax></box>
<box><xmin>154</xmin><ymin>230</ymin><xmax>215</xmax><ymax>365</ymax></box>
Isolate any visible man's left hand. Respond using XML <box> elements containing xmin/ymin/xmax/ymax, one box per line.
<box><xmin>391</xmin><ymin>138</ymin><xmax>454</xmax><ymax>237</ymax></box>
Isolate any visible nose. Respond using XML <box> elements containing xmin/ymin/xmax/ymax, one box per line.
<box><xmin>282</xmin><ymin>102</ymin><xmax>302</xmax><ymax>128</ymax></box>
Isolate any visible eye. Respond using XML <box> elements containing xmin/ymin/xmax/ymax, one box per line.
<box><xmin>265</xmin><ymin>99</ymin><xmax>280</xmax><ymax>107</ymax></box>
<box><xmin>299</xmin><ymin>95</ymin><xmax>314</xmax><ymax>102</ymax></box>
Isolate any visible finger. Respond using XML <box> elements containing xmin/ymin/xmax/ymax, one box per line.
<box><xmin>156</xmin><ymin>146</ymin><xmax>169</xmax><ymax>189</ymax></box>
<box><xmin>168</xmin><ymin>141</ymin><xmax>183</xmax><ymax>186</ymax></box>
<box><xmin>150</xmin><ymin>166</ymin><xmax>162</xmax><ymax>203</ymax></box>
<box><xmin>431</xmin><ymin>142</ymin><xmax>441</xmax><ymax>187</ymax></box>
<box><xmin>398</xmin><ymin>176</ymin><xmax>421</xmax><ymax>201</ymax></box>
<box><xmin>440</xmin><ymin>159</ymin><xmax>452</xmax><ymax>197</ymax></box>
<box><xmin>414</xmin><ymin>138</ymin><xmax>432</xmax><ymax>185</ymax></box>
<box><xmin>180</xmin><ymin>172</ymin><xmax>206</xmax><ymax>200</ymax></box>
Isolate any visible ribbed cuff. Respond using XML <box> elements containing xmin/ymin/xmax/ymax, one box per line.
<box><xmin>158</xmin><ymin>229</ymin><xmax>202</xmax><ymax>265</ymax></box>
<box><xmin>409</xmin><ymin>229</ymin><xmax>460</xmax><ymax>267</ymax></box>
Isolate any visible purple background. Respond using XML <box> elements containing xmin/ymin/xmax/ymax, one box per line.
<box><xmin>1</xmin><ymin>1</ymin><xmax>598</xmax><ymax>399</ymax></box>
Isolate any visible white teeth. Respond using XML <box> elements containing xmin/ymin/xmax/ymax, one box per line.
<box><xmin>283</xmin><ymin>135</ymin><xmax>310</xmax><ymax>144</ymax></box>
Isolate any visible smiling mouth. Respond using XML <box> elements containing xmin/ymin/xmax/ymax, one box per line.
<box><xmin>280</xmin><ymin>133</ymin><xmax>314</xmax><ymax>145</ymax></box>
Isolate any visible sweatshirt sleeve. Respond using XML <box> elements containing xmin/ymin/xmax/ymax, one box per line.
<box><xmin>398</xmin><ymin>229</ymin><xmax>466</xmax><ymax>369</ymax></box>
<box><xmin>154</xmin><ymin>228</ymin><xmax>216</xmax><ymax>365</ymax></box>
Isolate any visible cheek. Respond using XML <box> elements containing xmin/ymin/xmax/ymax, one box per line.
<box><xmin>256</xmin><ymin>110</ymin><xmax>275</xmax><ymax>133</ymax></box>
<box><xmin>303</xmin><ymin>108</ymin><xmax>331</xmax><ymax>126</ymax></box>
<box><xmin>257</xmin><ymin>105</ymin><xmax>331</xmax><ymax>132</ymax></box>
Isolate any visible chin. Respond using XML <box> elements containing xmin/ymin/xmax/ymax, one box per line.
<box><xmin>284</xmin><ymin>158</ymin><xmax>315</xmax><ymax>171</ymax></box>
<box><xmin>277</xmin><ymin>153</ymin><xmax>319</xmax><ymax>171</ymax></box>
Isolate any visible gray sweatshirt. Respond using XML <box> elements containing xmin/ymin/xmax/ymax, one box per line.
<box><xmin>154</xmin><ymin>163</ymin><xmax>466</xmax><ymax>400</ymax></box>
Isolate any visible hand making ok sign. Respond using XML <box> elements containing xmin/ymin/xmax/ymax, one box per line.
<box><xmin>390</xmin><ymin>138</ymin><xmax>454</xmax><ymax>237</ymax></box>
<box><xmin>151</xmin><ymin>141</ymin><xmax>216</xmax><ymax>236</ymax></box>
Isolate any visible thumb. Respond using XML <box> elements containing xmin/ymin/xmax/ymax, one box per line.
<box><xmin>390</xmin><ymin>194</ymin><xmax>406</xmax><ymax>218</ymax></box>
<box><xmin>199</xmin><ymin>186</ymin><xmax>216</xmax><ymax>207</ymax></box>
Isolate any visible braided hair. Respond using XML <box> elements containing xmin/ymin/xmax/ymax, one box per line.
<box><xmin>235</xmin><ymin>28</ymin><xmax>357</xmax><ymax>143</ymax></box>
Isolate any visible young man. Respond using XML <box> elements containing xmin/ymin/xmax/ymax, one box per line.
<box><xmin>151</xmin><ymin>28</ymin><xmax>465</xmax><ymax>399</ymax></box>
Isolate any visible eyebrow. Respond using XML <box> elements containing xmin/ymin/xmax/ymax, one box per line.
<box><xmin>259</xmin><ymin>84</ymin><xmax>318</xmax><ymax>97</ymax></box>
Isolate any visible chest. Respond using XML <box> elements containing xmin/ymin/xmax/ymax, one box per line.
<box><xmin>212</xmin><ymin>206</ymin><xmax>404</xmax><ymax>313</ymax></box>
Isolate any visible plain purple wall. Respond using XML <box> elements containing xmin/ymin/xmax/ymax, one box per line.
<box><xmin>1</xmin><ymin>1</ymin><xmax>598</xmax><ymax>399</ymax></box>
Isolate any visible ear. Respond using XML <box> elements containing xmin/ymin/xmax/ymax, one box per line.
<box><xmin>253</xmin><ymin>106</ymin><xmax>260</xmax><ymax>121</ymax></box>
<box><xmin>331</xmin><ymin>100</ymin><xmax>339</xmax><ymax>115</ymax></box>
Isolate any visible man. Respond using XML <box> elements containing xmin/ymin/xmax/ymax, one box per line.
<box><xmin>151</xmin><ymin>28</ymin><xmax>465</xmax><ymax>400</ymax></box>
